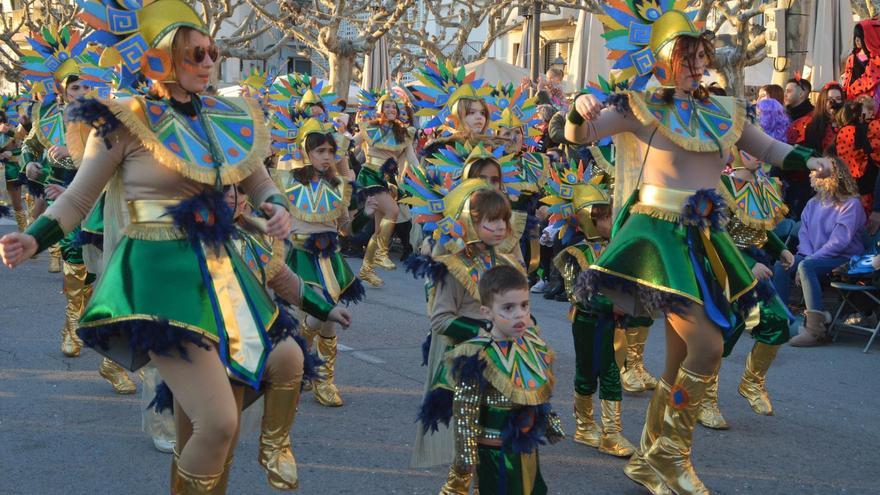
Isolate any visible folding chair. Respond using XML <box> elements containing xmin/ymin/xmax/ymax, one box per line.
<box><xmin>828</xmin><ymin>281</ymin><xmax>880</xmax><ymax>353</ymax></box>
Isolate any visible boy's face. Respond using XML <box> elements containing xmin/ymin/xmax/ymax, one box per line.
<box><xmin>596</xmin><ymin>214</ymin><xmax>612</xmax><ymax>239</ymax></box>
<box><xmin>482</xmin><ymin>288</ymin><xmax>531</xmax><ymax>339</ymax></box>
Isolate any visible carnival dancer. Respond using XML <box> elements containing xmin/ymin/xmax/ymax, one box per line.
<box><xmin>713</xmin><ymin>149</ymin><xmax>795</xmax><ymax>419</ymax></box>
<box><xmin>268</xmin><ymin>112</ymin><xmax>364</xmax><ymax>407</ymax></box>
<box><xmin>354</xmin><ymin>86</ymin><xmax>419</xmax><ymax>287</ymax></box>
<box><xmin>1</xmin><ymin>96</ymin><xmax>28</xmax><ymax>232</ymax></box>
<box><xmin>566</xmin><ymin>3</ymin><xmax>830</xmax><ymax>493</ymax></box>
<box><xmin>426</xmin><ymin>265</ymin><xmax>564</xmax><ymax>495</ymax></box>
<box><xmin>19</xmin><ymin>25</ymin><xmax>113</xmax><ymax>359</ymax></box>
<box><xmin>546</xmin><ymin>161</ymin><xmax>635</xmax><ymax>457</ymax></box>
<box><xmin>0</xmin><ymin>0</ymin><xmax>323</xmax><ymax>491</ymax></box>
<box><xmin>404</xmin><ymin>176</ymin><xmax>523</xmax><ymax>476</ymax></box>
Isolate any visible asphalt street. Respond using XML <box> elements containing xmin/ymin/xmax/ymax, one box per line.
<box><xmin>0</xmin><ymin>220</ymin><xmax>878</xmax><ymax>494</ymax></box>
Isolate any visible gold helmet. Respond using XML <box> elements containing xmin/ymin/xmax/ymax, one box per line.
<box><xmin>542</xmin><ymin>159</ymin><xmax>611</xmax><ymax>241</ymax></box>
<box><xmin>271</xmin><ymin>115</ymin><xmax>336</xmax><ymax>169</ymax></box>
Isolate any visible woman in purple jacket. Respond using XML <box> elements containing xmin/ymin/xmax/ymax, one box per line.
<box><xmin>773</xmin><ymin>156</ymin><xmax>866</xmax><ymax>346</ymax></box>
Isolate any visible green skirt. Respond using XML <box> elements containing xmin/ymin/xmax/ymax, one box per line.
<box><xmin>477</xmin><ymin>446</ymin><xmax>547</xmax><ymax>495</ymax></box>
<box><xmin>286</xmin><ymin>233</ymin><xmax>363</xmax><ymax>305</ymax></box>
<box><xmin>4</xmin><ymin>160</ymin><xmax>21</xmax><ymax>183</ymax></box>
<box><xmin>583</xmin><ymin>190</ymin><xmax>757</xmax><ymax>336</ymax></box>
<box><xmin>355</xmin><ymin>164</ymin><xmax>391</xmax><ymax>194</ymax></box>
<box><xmin>76</xmin><ymin>236</ymin><xmax>279</xmax><ymax>388</ymax></box>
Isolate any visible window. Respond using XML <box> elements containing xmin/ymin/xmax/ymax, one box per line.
<box><xmin>543</xmin><ymin>39</ymin><xmax>574</xmax><ymax>73</ymax></box>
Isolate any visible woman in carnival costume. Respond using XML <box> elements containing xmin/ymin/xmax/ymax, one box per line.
<box><xmin>353</xmin><ymin>85</ymin><xmax>419</xmax><ymax>287</ymax></box>
<box><xmin>268</xmin><ymin>112</ymin><xmax>364</xmax><ymax>408</ymax></box>
<box><xmin>842</xmin><ymin>20</ymin><xmax>880</xmax><ymax>105</ymax></box>
<box><xmin>546</xmin><ymin>160</ymin><xmax>636</xmax><ymax>457</ymax></box>
<box><xmin>18</xmin><ymin>26</ymin><xmax>123</xmax><ymax>369</ymax></box>
<box><xmin>0</xmin><ymin>0</ymin><xmax>336</xmax><ymax>491</ymax></box>
<box><xmin>565</xmin><ymin>2</ymin><xmax>830</xmax><ymax>493</ymax></box>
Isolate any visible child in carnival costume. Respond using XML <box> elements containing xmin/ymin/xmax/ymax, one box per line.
<box><xmin>404</xmin><ymin>175</ymin><xmax>523</xmax><ymax>480</ymax></box>
<box><xmin>268</xmin><ymin>113</ymin><xmax>364</xmax><ymax>408</ymax></box>
<box><xmin>427</xmin><ymin>265</ymin><xmax>565</xmax><ymax>495</ymax></box>
<box><xmin>19</xmin><ymin>25</ymin><xmax>118</xmax><ymax>363</ymax></box>
<box><xmin>0</xmin><ymin>0</ymin><xmax>346</xmax><ymax>491</ymax></box>
<box><xmin>566</xmin><ymin>2</ymin><xmax>831</xmax><ymax>493</ymax></box>
<box><xmin>354</xmin><ymin>85</ymin><xmax>419</xmax><ymax>287</ymax></box>
<box><xmin>489</xmin><ymin>83</ymin><xmax>551</xmax><ymax>274</ymax></box>
<box><xmin>575</xmin><ymin>75</ymin><xmax>663</xmax><ymax>395</ymax></box>
<box><xmin>545</xmin><ymin>159</ymin><xmax>636</xmax><ymax>458</ymax></box>
<box><xmin>715</xmin><ymin>149</ymin><xmax>795</xmax><ymax>417</ymax></box>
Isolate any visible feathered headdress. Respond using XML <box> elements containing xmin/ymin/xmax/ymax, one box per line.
<box><xmin>270</xmin><ymin>113</ymin><xmax>336</xmax><ymax>169</ymax></box>
<box><xmin>357</xmin><ymin>83</ymin><xmax>410</xmax><ymax>123</ymax></box>
<box><xmin>268</xmin><ymin>73</ymin><xmax>343</xmax><ymax>120</ymax></box>
<box><xmin>541</xmin><ymin>158</ymin><xmax>610</xmax><ymax>243</ymax></box>
<box><xmin>489</xmin><ymin>83</ymin><xmax>541</xmax><ymax>148</ymax></box>
<box><xmin>76</xmin><ymin>0</ymin><xmax>208</xmax><ymax>84</ymax></box>
<box><xmin>410</xmin><ymin>59</ymin><xmax>493</xmax><ymax>134</ymax></box>
<box><xmin>240</xmin><ymin>67</ymin><xmax>275</xmax><ymax>112</ymax></box>
<box><xmin>599</xmin><ymin>0</ymin><xmax>704</xmax><ymax>90</ymax></box>
<box><xmin>21</xmin><ymin>25</ymin><xmax>112</xmax><ymax>97</ymax></box>
<box><xmin>422</xmin><ymin>141</ymin><xmax>521</xmax><ymax>199</ymax></box>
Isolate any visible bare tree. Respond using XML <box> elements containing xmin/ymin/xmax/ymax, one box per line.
<box><xmin>852</xmin><ymin>1</ymin><xmax>879</xmax><ymax>19</ymax></box>
<box><xmin>195</xmin><ymin>0</ymin><xmax>291</xmax><ymax>61</ymax></box>
<box><xmin>245</xmin><ymin>0</ymin><xmax>417</xmax><ymax>99</ymax></box>
<box><xmin>696</xmin><ymin>0</ymin><xmax>769</xmax><ymax>97</ymax></box>
<box><xmin>0</xmin><ymin>0</ymin><xmax>79</xmax><ymax>84</ymax></box>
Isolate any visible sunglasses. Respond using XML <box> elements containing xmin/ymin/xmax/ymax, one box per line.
<box><xmin>185</xmin><ymin>44</ymin><xmax>220</xmax><ymax>65</ymax></box>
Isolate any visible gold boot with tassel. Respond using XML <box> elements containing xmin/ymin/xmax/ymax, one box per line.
<box><xmin>299</xmin><ymin>321</ymin><xmax>318</xmax><ymax>392</ymax></box>
<box><xmin>171</xmin><ymin>463</ymin><xmax>224</xmax><ymax>494</ymax></box>
<box><xmin>99</xmin><ymin>357</ymin><xmax>137</xmax><ymax>394</ymax></box>
<box><xmin>624</xmin><ymin>380</ymin><xmax>673</xmax><ymax>495</ymax></box>
<box><xmin>739</xmin><ymin>342</ymin><xmax>780</xmax><ymax>415</ymax></box>
<box><xmin>313</xmin><ymin>335</ymin><xmax>343</xmax><ymax>407</ymax></box>
<box><xmin>697</xmin><ymin>370</ymin><xmax>729</xmax><ymax>430</ymax></box>
<box><xmin>643</xmin><ymin>367</ymin><xmax>713</xmax><ymax>495</ymax></box>
<box><xmin>358</xmin><ymin>235</ymin><xmax>384</xmax><ymax>287</ymax></box>
<box><xmin>373</xmin><ymin>218</ymin><xmax>397</xmax><ymax>270</ymax></box>
<box><xmin>599</xmin><ymin>399</ymin><xmax>636</xmax><ymax>457</ymax></box>
<box><xmin>259</xmin><ymin>379</ymin><xmax>302</xmax><ymax>490</ymax></box>
<box><xmin>14</xmin><ymin>209</ymin><xmax>28</xmax><ymax>232</ymax></box>
<box><xmin>572</xmin><ymin>392</ymin><xmax>601</xmax><ymax>447</ymax></box>
<box><xmin>48</xmin><ymin>243</ymin><xmax>62</xmax><ymax>273</ymax></box>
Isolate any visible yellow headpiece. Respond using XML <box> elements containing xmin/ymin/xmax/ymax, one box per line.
<box><xmin>273</xmin><ymin>116</ymin><xmax>336</xmax><ymax>169</ymax></box>
<box><xmin>435</xmin><ymin>178</ymin><xmax>498</xmax><ymax>252</ymax></box>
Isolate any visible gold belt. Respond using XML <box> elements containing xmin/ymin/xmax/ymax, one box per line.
<box><xmin>126</xmin><ymin>199</ymin><xmax>183</xmax><ymax>224</ymax></box>
<box><xmin>638</xmin><ymin>184</ymin><xmax>697</xmax><ymax>213</ymax></box>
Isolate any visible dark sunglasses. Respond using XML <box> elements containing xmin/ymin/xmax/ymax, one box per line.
<box><xmin>186</xmin><ymin>44</ymin><xmax>220</xmax><ymax>64</ymax></box>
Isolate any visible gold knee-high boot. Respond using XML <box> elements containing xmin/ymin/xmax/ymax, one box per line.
<box><xmin>599</xmin><ymin>399</ymin><xmax>636</xmax><ymax>457</ymax></box>
<box><xmin>60</xmin><ymin>262</ymin><xmax>90</xmax><ymax>356</ymax></box>
<box><xmin>643</xmin><ymin>367</ymin><xmax>713</xmax><ymax>495</ymax></box>
<box><xmin>299</xmin><ymin>321</ymin><xmax>318</xmax><ymax>392</ymax></box>
<box><xmin>697</xmin><ymin>368</ymin><xmax>728</xmax><ymax>430</ymax></box>
<box><xmin>259</xmin><ymin>379</ymin><xmax>302</xmax><ymax>490</ymax></box>
<box><xmin>172</xmin><ymin>464</ymin><xmax>224</xmax><ymax>494</ymax></box>
<box><xmin>358</xmin><ymin>235</ymin><xmax>384</xmax><ymax>287</ymax></box>
<box><xmin>439</xmin><ymin>465</ymin><xmax>474</xmax><ymax>495</ymax></box>
<box><xmin>313</xmin><ymin>336</ymin><xmax>343</xmax><ymax>407</ymax></box>
<box><xmin>738</xmin><ymin>342</ymin><xmax>780</xmax><ymax>416</ymax></box>
<box><xmin>14</xmin><ymin>209</ymin><xmax>27</xmax><ymax>232</ymax></box>
<box><xmin>621</xmin><ymin>326</ymin><xmax>658</xmax><ymax>392</ymax></box>
<box><xmin>572</xmin><ymin>392</ymin><xmax>600</xmax><ymax>447</ymax></box>
<box><xmin>373</xmin><ymin>218</ymin><xmax>397</xmax><ymax>270</ymax></box>
<box><xmin>48</xmin><ymin>243</ymin><xmax>62</xmax><ymax>273</ymax></box>
<box><xmin>99</xmin><ymin>357</ymin><xmax>136</xmax><ymax>394</ymax></box>
<box><xmin>624</xmin><ymin>380</ymin><xmax>672</xmax><ymax>495</ymax></box>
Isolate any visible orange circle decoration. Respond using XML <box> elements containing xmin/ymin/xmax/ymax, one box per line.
<box><xmin>169</xmin><ymin>142</ymin><xmax>181</xmax><ymax>152</ymax></box>
<box><xmin>149</xmin><ymin>105</ymin><xmax>163</xmax><ymax>116</ymax></box>
<box><xmin>240</xmin><ymin>127</ymin><xmax>252</xmax><ymax>138</ymax></box>
<box><xmin>202</xmin><ymin>154</ymin><xmax>213</xmax><ymax>164</ymax></box>
<box><xmin>228</xmin><ymin>147</ymin><xmax>240</xmax><ymax>157</ymax></box>
<box><xmin>141</xmin><ymin>48</ymin><xmax>172</xmax><ymax>81</ymax></box>
<box><xmin>719</xmin><ymin>122</ymin><xmax>729</xmax><ymax>130</ymax></box>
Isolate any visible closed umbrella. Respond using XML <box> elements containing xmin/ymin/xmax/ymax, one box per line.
<box><xmin>566</xmin><ymin>10</ymin><xmax>608</xmax><ymax>91</ymax></box>
<box><xmin>362</xmin><ymin>35</ymin><xmax>391</xmax><ymax>91</ymax></box>
<box><xmin>516</xmin><ymin>17</ymin><xmax>530</xmax><ymax>70</ymax></box>
<box><xmin>805</xmin><ymin>0</ymin><xmax>853</xmax><ymax>87</ymax></box>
